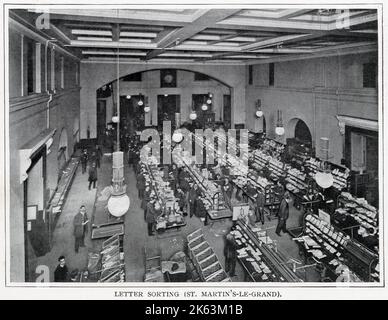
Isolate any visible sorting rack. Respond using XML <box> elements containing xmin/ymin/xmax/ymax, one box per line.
<box><xmin>47</xmin><ymin>157</ymin><xmax>80</xmax><ymax>241</ymax></box>
<box><xmin>99</xmin><ymin>234</ymin><xmax>125</xmax><ymax>282</ymax></box>
<box><xmin>235</xmin><ymin>220</ymin><xmax>302</xmax><ymax>282</ymax></box>
<box><xmin>305</xmin><ymin>157</ymin><xmax>350</xmax><ymax>191</ymax></box>
<box><xmin>187</xmin><ymin>229</ymin><xmax>231</xmax><ymax>282</ymax></box>
<box><xmin>298</xmin><ymin>213</ymin><xmax>379</xmax><ymax>282</ymax></box>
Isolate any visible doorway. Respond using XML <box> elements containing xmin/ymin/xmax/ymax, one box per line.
<box><xmin>295</xmin><ymin>119</ymin><xmax>312</xmax><ymax>145</ymax></box>
<box><xmin>97</xmin><ymin>99</ymin><xmax>106</xmax><ymax>145</ymax></box>
<box><xmin>121</xmin><ymin>95</ymin><xmax>146</xmax><ymax>132</ymax></box>
<box><xmin>157</xmin><ymin>94</ymin><xmax>180</xmax><ymax>129</ymax></box>
<box><xmin>223</xmin><ymin>94</ymin><xmax>231</xmax><ymax>129</ymax></box>
<box><xmin>24</xmin><ymin>146</ymin><xmax>49</xmax><ymax>281</ymax></box>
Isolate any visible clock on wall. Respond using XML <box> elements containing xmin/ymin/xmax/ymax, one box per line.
<box><xmin>161</xmin><ymin>69</ymin><xmax>177</xmax><ymax>88</ymax></box>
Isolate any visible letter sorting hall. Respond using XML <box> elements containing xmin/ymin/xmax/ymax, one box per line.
<box><xmin>7</xmin><ymin>7</ymin><xmax>380</xmax><ymax>283</ymax></box>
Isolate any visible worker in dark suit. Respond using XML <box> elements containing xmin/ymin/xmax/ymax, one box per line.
<box><xmin>88</xmin><ymin>163</ymin><xmax>98</xmax><ymax>190</ymax></box>
<box><xmin>188</xmin><ymin>184</ymin><xmax>199</xmax><ymax>218</ymax></box>
<box><xmin>224</xmin><ymin>232</ymin><xmax>238</xmax><ymax>277</ymax></box>
<box><xmin>54</xmin><ymin>255</ymin><xmax>69</xmax><ymax>282</ymax></box>
<box><xmin>80</xmin><ymin>149</ymin><xmax>88</xmax><ymax>174</ymax></box>
<box><xmin>255</xmin><ymin>190</ymin><xmax>266</xmax><ymax>225</ymax></box>
<box><xmin>136</xmin><ymin>173</ymin><xmax>145</xmax><ymax>200</ymax></box>
<box><xmin>146</xmin><ymin>201</ymin><xmax>161</xmax><ymax>236</ymax></box>
<box><xmin>276</xmin><ymin>191</ymin><xmax>291</xmax><ymax>236</ymax></box>
<box><xmin>95</xmin><ymin>145</ymin><xmax>103</xmax><ymax>168</ymax></box>
<box><xmin>73</xmin><ymin>206</ymin><xmax>89</xmax><ymax>253</ymax></box>
<box><xmin>175</xmin><ymin>187</ymin><xmax>186</xmax><ymax>216</ymax></box>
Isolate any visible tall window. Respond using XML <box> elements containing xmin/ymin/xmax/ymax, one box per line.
<box><xmin>269</xmin><ymin>63</ymin><xmax>274</xmax><ymax>86</ymax></box>
<box><xmin>248</xmin><ymin>65</ymin><xmax>253</xmax><ymax>85</ymax></box>
<box><xmin>363</xmin><ymin>62</ymin><xmax>377</xmax><ymax>88</ymax></box>
<box><xmin>26</xmin><ymin>39</ymin><xmax>34</xmax><ymax>94</ymax></box>
<box><xmin>60</xmin><ymin>57</ymin><xmax>65</xmax><ymax>89</ymax></box>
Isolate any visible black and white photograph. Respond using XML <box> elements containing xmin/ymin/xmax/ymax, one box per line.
<box><xmin>0</xmin><ymin>0</ymin><xmax>387</xmax><ymax>300</ymax></box>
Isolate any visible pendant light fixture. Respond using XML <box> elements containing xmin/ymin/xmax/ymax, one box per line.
<box><xmin>138</xmin><ymin>93</ymin><xmax>144</xmax><ymax>107</ymax></box>
<box><xmin>172</xmin><ymin>130</ymin><xmax>184</xmax><ymax>143</ymax></box>
<box><xmin>275</xmin><ymin>109</ymin><xmax>285</xmax><ymax>136</ymax></box>
<box><xmin>189</xmin><ymin>100</ymin><xmax>197</xmax><ymax>120</ymax></box>
<box><xmin>255</xmin><ymin>99</ymin><xmax>263</xmax><ymax>118</ymax></box>
<box><xmin>189</xmin><ymin>111</ymin><xmax>197</xmax><ymax>120</ymax></box>
<box><xmin>206</xmin><ymin>92</ymin><xmax>212</xmax><ymax>105</ymax></box>
<box><xmin>107</xmin><ymin>25</ymin><xmax>130</xmax><ymax>218</ymax></box>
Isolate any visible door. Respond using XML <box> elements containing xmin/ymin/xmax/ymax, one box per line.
<box><xmin>223</xmin><ymin>94</ymin><xmax>231</xmax><ymax>129</ymax></box>
<box><xmin>97</xmin><ymin>99</ymin><xmax>106</xmax><ymax>145</ymax></box>
<box><xmin>157</xmin><ymin>95</ymin><xmax>180</xmax><ymax>129</ymax></box>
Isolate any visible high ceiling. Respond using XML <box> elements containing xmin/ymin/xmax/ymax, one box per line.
<box><xmin>11</xmin><ymin>8</ymin><xmax>378</xmax><ymax>64</ymax></box>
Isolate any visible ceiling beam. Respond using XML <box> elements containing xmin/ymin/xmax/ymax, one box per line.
<box><xmin>207</xmin><ymin>32</ymin><xmax>242</xmax><ymax>45</ymax></box>
<box><xmin>277</xmin><ymin>9</ymin><xmax>315</xmax><ymax>19</ymax></box>
<box><xmin>152</xmin><ymin>28</ymin><xmax>179</xmax><ymax>44</ymax></box>
<box><xmin>112</xmin><ymin>24</ymin><xmax>120</xmax><ymax>42</ymax></box>
<box><xmin>246</xmin><ymin>42</ymin><xmax>377</xmax><ymax>65</ymax></box>
<box><xmin>49</xmin><ymin>13</ymin><xmax>187</xmax><ymax>28</ymax></box>
<box><xmin>240</xmin><ymin>33</ymin><xmax>316</xmax><ymax>51</ymax></box>
<box><xmin>144</xmin><ymin>9</ymin><xmax>240</xmax><ymax>60</ymax></box>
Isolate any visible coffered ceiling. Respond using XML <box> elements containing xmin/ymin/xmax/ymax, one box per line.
<box><xmin>10</xmin><ymin>7</ymin><xmax>378</xmax><ymax>64</ymax></box>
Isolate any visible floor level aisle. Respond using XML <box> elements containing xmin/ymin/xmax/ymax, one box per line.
<box><xmin>32</xmin><ymin>165</ymin><xmax>97</xmax><ymax>281</ymax></box>
<box><xmin>31</xmin><ymin>152</ymin><xmax>319</xmax><ymax>283</ymax></box>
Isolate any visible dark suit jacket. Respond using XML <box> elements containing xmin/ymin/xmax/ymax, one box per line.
<box><xmin>145</xmin><ymin>203</ymin><xmax>158</xmax><ymax>223</ymax></box>
<box><xmin>278</xmin><ymin>199</ymin><xmax>289</xmax><ymax>220</ymax></box>
<box><xmin>73</xmin><ymin>212</ymin><xmax>88</xmax><ymax>238</ymax></box>
<box><xmin>88</xmin><ymin>167</ymin><xmax>97</xmax><ymax>181</ymax></box>
<box><xmin>224</xmin><ymin>237</ymin><xmax>238</xmax><ymax>260</ymax></box>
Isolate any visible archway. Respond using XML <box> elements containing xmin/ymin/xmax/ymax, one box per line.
<box><xmin>96</xmin><ymin>69</ymin><xmax>232</xmax><ymax>136</ymax></box>
<box><xmin>286</xmin><ymin>118</ymin><xmax>312</xmax><ymax>146</ymax></box>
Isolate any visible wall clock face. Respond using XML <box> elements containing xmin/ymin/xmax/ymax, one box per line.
<box><xmin>161</xmin><ymin>69</ymin><xmax>177</xmax><ymax>87</ymax></box>
<box><xmin>164</xmin><ymin>74</ymin><xmax>174</xmax><ymax>83</ymax></box>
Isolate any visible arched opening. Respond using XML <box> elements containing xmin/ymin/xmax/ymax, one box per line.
<box><xmin>286</xmin><ymin>118</ymin><xmax>312</xmax><ymax>146</ymax></box>
<box><xmin>295</xmin><ymin>119</ymin><xmax>312</xmax><ymax>145</ymax></box>
<box><xmin>285</xmin><ymin>118</ymin><xmax>313</xmax><ymax>164</ymax></box>
<box><xmin>96</xmin><ymin>68</ymin><xmax>232</xmax><ymax>148</ymax></box>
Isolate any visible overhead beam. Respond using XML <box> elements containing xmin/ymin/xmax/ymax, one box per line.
<box><xmin>152</xmin><ymin>28</ymin><xmax>179</xmax><ymax>44</ymax></box>
<box><xmin>240</xmin><ymin>34</ymin><xmax>316</xmax><ymax>51</ymax></box>
<box><xmin>277</xmin><ymin>9</ymin><xmax>315</xmax><ymax>19</ymax></box>
<box><xmin>112</xmin><ymin>24</ymin><xmax>120</xmax><ymax>42</ymax></box>
<box><xmin>246</xmin><ymin>42</ymin><xmax>377</xmax><ymax>65</ymax></box>
<box><xmin>49</xmin><ymin>13</ymin><xmax>187</xmax><ymax>28</ymax></box>
<box><xmin>207</xmin><ymin>32</ymin><xmax>242</xmax><ymax>45</ymax></box>
<box><xmin>145</xmin><ymin>9</ymin><xmax>240</xmax><ymax>60</ymax></box>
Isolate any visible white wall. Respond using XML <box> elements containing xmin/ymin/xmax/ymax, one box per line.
<box><xmin>106</xmin><ymin>70</ymin><xmax>230</xmax><ymax>126</ymax></box>
<box><xmin>80</xmin><ymin>62</ymin><xmax>246</xmax><ymax>138</ymax></box>
<box><xmin>245</xmin><ymin>52</ymin><xmax>378</xmax><ymax>165</ymax></box>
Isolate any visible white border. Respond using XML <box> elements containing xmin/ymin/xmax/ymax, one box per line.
<box><xmin>0</xmin><ymin>0</ymin><xmax>387</xmax><ymax>300</ymax></box>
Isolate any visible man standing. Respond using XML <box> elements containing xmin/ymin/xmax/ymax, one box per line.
<box><xmin>88</xmin><ymin>163</ymin><xmax>98</xmax><ymax>190</ymax></box>
<box><xmin>95</xmin><ymin>145</ymin><xmax>103</xmax><ymax>168</ymax></box>
<box><xmin>224</xmin><ymin>232</ymin><xmax>238</xmax><ymax>277</ymax></box>
<box><xmin>136</xmin><ymin>173</ymin><xmax>145</xmax><ymax>200</ymax></box>
<box><xmin>255</xmin><ymin>190</ymin><xmax>266</xmax><ymax>225</ymax></box>
<box><xmin>188</xmin><ymin>184</ymin><xmax>198</xmax><ymax>218</ymax></box>
<box><xmin>54</xmin><ymin>255</ymin><xmax>69</xmax><ymax>282</ymax></box>
<box><xmin>80</xmin><ymin>149</ymin><xmax>88</xmax><ymax>174</ymax></box>
<box><xmin>73</xmin><ymin>206</ymin><xmax>89</xmax><ymax>253</ymax></box>
<box><xmin>276</xmin><ymin>191</ymin><xmax>291</xmax><ymax>236</ymax></box>
<box><xmin>145</xmin><ymin>200</ymin><xmax>158</xmax><ymax>236</ymax></box>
